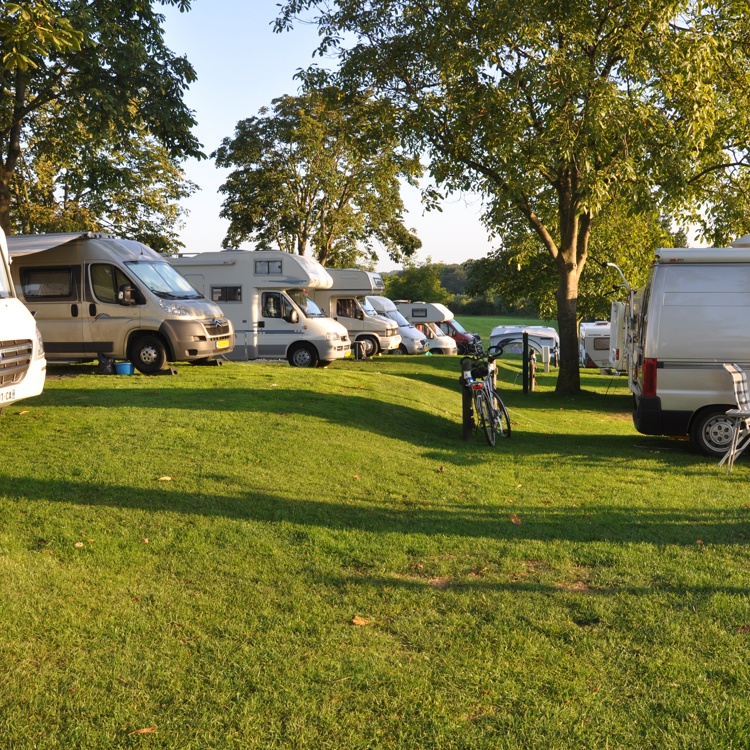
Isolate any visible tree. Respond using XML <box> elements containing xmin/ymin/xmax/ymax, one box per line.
<box><xmin>278</xmin><ymin>0</ymin><xmax>750</xmax><ymax>393</ymax></box>
<box><xmin>213</xmin><ymin>82</ymin><xmax>422</xmax><ymax>267</ymax></box>
<box><xmin>0</xmin><ymin>0</ymin><xmax>202</xmax><ymax>243</ymax></box>
<box><xmin>467</xmin><ymin>205</ymin><xmax>675</xmax><ymax>323</ymax></box>
<box><xmin>384</xmin><ymin>260</ymin><xmax>452</xmax><ymax>306</ymax></box>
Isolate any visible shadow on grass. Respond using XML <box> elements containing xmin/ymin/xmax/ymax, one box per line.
<box><xmin>3</xmin><ymin>473</ymin><xmax>748</xmax><ymax>546</ymax></box>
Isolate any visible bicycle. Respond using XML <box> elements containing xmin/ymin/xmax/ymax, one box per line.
<box><xmin>461</xmin><ymin>345</ymin><xmax>511</xmax><ymax>446</ymax></box>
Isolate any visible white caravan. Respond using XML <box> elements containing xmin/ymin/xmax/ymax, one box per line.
<box><xmin>490</xmin><ymin>325</ymin><xmax>559</xmax><ymax>362</ymax></box>
<box><xmin>365</xmin><ymin>296</ymin><xmax>428</xmax><ymax>354</ymax></box>
<box><xmin>395</xmin><ymin>301</ymin><xmax>480</xmax><ymax>354</ymax></box>
<box><xmin>0</xmin><ymin>227</ymin><xmax>46</xmax><ymax>407</ymax></box>
<box><xmin>579</xmin><ymin>321</ymin><xmax>611</xmax><ymax>369</ymax></box>
<box><xmin>312</xmin><ymin>269</ymin><xmax>400</xmax><ymax>357</ymax></box>
<box><xmin>8</xmin><ymin>233</ymin><xmax>234</xmax><ymax>374</ymax></box>
<box><xmin>169</xmin><ymin>250</ymin><xmax>350</xmax><ymax>367</ymax></box>
<box><xmin>625</xmin><ymin>236</ymin><xmax>750</xmax><ymax>456</ymax></box>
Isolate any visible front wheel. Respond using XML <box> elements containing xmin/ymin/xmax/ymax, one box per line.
<box><xmin>491</xmin><ymin>392</ymin><xmax>511</xmax><ymax>438</ymax></box>
<box><xmin>357</xmin><ymin>335</ymin><xmax>380</xmax><ymax>357</ymax></box>
<box><xmin>130</xmin><ymin>335</ymin><xmax>168</xmax><ymax>374</ymax></box>
<box><xmin>288</xmin><ymin>343</ymin><xmax>319</xmax><ymax>368</ymax></box>
<box><xmin>690</xmin><ymin>407</ymin><xmax>734</xmax><ymax>457</ymax></box>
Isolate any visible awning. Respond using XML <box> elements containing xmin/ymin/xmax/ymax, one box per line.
<box><xmin>7</xmin><ymin>232</ymin><xmax>113</xmax><ymax>258</ymax></box>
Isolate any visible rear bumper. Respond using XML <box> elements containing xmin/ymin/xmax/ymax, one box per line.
<box><xmin>633</xmin><ymin>395</ymin><xmax>691</xmax><ymax>436</ymax></box>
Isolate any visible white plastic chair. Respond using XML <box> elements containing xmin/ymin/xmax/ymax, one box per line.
<box><xmin>719</xmin><ymin>363</ymin><xmax>750</xmax><ymax>472</ymax></box>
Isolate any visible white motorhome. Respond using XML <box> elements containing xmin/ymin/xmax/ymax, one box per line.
<box><xmin>395</xmin><ymin>301</ymin><xmax>480</xmax><ymax>354</ymax></box>
<box><xmin>0</xmin><ymin>227</ymin><xmax>46</xmax><ymax>407</ymax></box>
<box><xmin>312</xmin><ymin>269</ymin><xmax>400</xmax><ymax>357</ymax></box>
<box><xmin>8</xmin><ymin>233</ymin><xmax>234</xmax><ymax>374</ymax></box>
<box><xmin>365</xmin><ymin>296</ymin><xmax>428</xmax><ymax>355</ymax></box>
<box><xmin>579</xmin><ymin>321</ymin><xmax>610</xmax><ymax>369</ymax></box>
<box><xmin>490</xmin><ymin>325</ymin><xmax>559</xmax><ymax>363</ymax></box>
<box><xmin>169</xmin><ymin>250</ymin><xmax>350</xmax><ymax>367</ymax></box>
<box><xmin>412</xmin><ymin>321</ymin><xmax>458</xmax><ymax>355</ymax></box>
<box><xmin>626</xmin><ymin>236</ymin><xmax>750</xmax><ymax>456</ymax></box>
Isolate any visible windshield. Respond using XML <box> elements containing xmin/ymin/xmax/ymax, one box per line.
<box><xmin>0</xmin><ymin>256</ymin><xmax>12</xmax><ymax>299</ymax></box>
<box><xmin>358</xmin><ymin>297</ymin><xmax>378</xmax><ymax>317</ymax></box>
<box><xmin>287</xmin><ymin>289</ymin><xmax>325</xmax><ymax>318</ymax></box>
<box><xmin>387</xmin><ymin>310</ymin><xmax>411</xmax><ymax>327</ymax></box>
<box><xmin>451</xmin><ymin>319</ymin><xmax>468</xmax><ymax>334</ymax></box>
<box><xmin>125</xmin><ymin>261</ymin><xmax>202</xmax><ymax>300</ymax></box>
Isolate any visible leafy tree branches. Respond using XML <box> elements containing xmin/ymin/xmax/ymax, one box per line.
<box><xmin>212</xmin><ymin>81</ymin><xmax>422</xmax><ymax>267</ymax></box>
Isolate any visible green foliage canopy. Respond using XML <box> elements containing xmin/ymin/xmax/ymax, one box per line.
<box><xmin>278</xmin><ymin>0</ymin><xmax>750</xmax><ymax>393</ymax></box>
<box><xmin>384</xmin><ymin>260</ymin><xmax>453</xmax><ymax>306</ymax></box>
<box><xmin>213</xmin><ymin>83</ymin><xmax>423</xmax><ymax>267</ymax></box>
<box><xmin>0</xmin><ymin>0</ymin><xmax>202</xmax><ymax>248</ymax></box>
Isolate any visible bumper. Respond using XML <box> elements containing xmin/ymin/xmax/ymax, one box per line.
<box><xmin>633</xmin><ymin>395</ymin><xmax>692</xmax><ymax>436</ymax></box>
<box><xmin>316</xmin><ymin>338</ymin><xmax>350</xmax><ymax>360</ymax></box>
<box><xmin>0</xmin><ymin>354</ymin><xmax>46</xmax><ymax>407</ymax></box>
<box><xmin>160</xmin><ymin>318</ymin><xmax>235</xmax><ymax>361</ymax></box>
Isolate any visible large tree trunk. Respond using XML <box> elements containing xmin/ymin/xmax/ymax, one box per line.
<box><xmin>555</xmin><ymin>257</ymin><xmax>581</xmax><ymax>395</ymax></box>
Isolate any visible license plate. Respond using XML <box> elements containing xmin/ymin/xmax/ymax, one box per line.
<box><xmin>217</xmin><ymin>339</ymin><xmax>230</xmax><ymax>349</ymax></box>
<box><xmin>0</xmin><ymin>388</ymin><xmax>16</xmax><ymax>403</ymax></box>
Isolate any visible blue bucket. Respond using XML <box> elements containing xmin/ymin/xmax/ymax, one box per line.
<box><xmin>114</xmin><ymin>362</ymin><xmax>134</xmax><ymax>375</ymax></box>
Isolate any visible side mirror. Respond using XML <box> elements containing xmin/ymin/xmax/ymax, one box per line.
<box><xmin>355</xmin><ymin>310</ymin><xmax>364</xmax><ymax>320</ymax></box>
<box><xmin>117</xmin><ymin>284</ymin><xmax>137</xmax><ymax>306</ymax></box>
<box><xmin>285</xmin><ymin>309</ymin><xmax>299</xmax><ymax>324</ymax></box>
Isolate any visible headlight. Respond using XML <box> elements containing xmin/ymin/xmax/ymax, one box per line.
<box><xmin>325</xmin><ymin>332</ymin><xmax>340</xmax><ymax>341</ymax></box>
<box><xmin>35</xmin><ymin>326</ymin><xmax>45</xmax><ymax>358</ymax></box>
<box><xmin>159</xmin><ymin>299</ymin><xmax>190</xmax><ymax>316</ymax></box>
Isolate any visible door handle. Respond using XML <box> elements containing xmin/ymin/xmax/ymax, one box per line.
<box><xmin>89</xmin><ymin>303</ymin><xmax>97</xmax><ymax>316</ymax></box>
<box><xmin>71</xmin><ymin>303</ymin><xmax>79</xmax><ymax>318</ymax></box>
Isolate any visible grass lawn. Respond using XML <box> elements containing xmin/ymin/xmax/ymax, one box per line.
<box><xmin>1</xmin><ymin>341</ymin><xmax>749</xmax><ymax>748</ymax></box>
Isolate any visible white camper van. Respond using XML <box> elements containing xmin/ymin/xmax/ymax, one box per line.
<box><xmin>365</xmin><ymin>296</ymin><xmax>428</xmax><ymax>354</ymax></box>
<box><xmin>490</xmin><ymin>325</ymin><xmax>559</xmax><ymax>363</ymax></box>
<box><xmin>169</xmin><ymin>250</ymin><xmax>350</xmax><ymax>367</ymax></box>
<box><xmin>626</xmin><ymin>237</ymin><xmax>750</xmax><ymax>456</ymax></box>
<box><xmin>579</xmin><ymin>321</ymin><xmax>611</xmax><ymax>369</ymax></box>
<box><xmin>0</xmin><ymin>227</ymin><xmax>46</xmax><ymax>407</ymax></box>
<box><xmin>8</xmin><ymin>233</ymin><xmax>234</xmax><ymax>374</ymax></box>
<box><xmin>312</xmin><ymin>270</ymin><xmax>400</xmax><ymax>357</ymax></box>
<box><xmin>395</xmin><ymin>301</ymin><xmax>480</xmax><ymax>354</ymax></box>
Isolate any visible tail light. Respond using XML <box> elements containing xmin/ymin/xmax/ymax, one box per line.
<box><xmin>642</xmin><ymin>357</ymin><xmax>658</xmax><ymax>397</ymax></box>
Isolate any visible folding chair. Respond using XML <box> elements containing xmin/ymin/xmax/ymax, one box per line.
<box><xmin>719</xmin><ymin>363</ymin><xmax>750</xmax><ymax>472</ymax></box>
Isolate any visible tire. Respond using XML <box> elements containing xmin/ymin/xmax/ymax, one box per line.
<box><xmin>130</xmin><ymin>335</ymin><xmax>168</xmax><ymax>374</ymax></box>
<box><xmin>357</xmin><ymin>335</ymin><xmax>380</xmax><ymax>357</ymax></box>
<box><xmin>287</xmin><ymin>343</ymin><xmax>319</xmax><ymax>368</ymax></box>
<box><xmin>491</xmin><ymin>393</ymin><xmax>511</xmax><ymax>438</ymax></box>
<box><xmin>475</xmin><ymin>391</ymin><xmax>496</xmax><ymax>447</ymax></box>
<box><xmin>689</xmin><ymin>407</ymin><xmax>735</xmax><ymax>457</ymax></box>
<box><xmin>396</xmin><ymin>344</ymin><xmax>408</xmax><ymax>355</ymax></box>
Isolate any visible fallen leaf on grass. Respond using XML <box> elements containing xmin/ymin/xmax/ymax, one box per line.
<box><xmin>509</xmin><ymin>514</ymin><xmax>522</xmax><ymax>525</ymax></box>
<box><xmin>128</xmin><ymin>727</ymin><xmax>157</xmax><ymax>735</ymax></box>
<box><xmin>74</xmin><ymin>541</ymin><xmax>84</xmax><ymax>548</ymax></box>
<box><xmin>141</xmin><ymin>538</ymin><xmax>149</xmax><ymax>544</ymax></box>
<box><xmin>351</xmin><ymin>616</ymin><xmax>370</xmax><ymax>626</ymax></box>
<box><xmin>353</xmin><ymin>475</ymin><xmax>360</xmax><ymax>480</ymax></box>
<box><xmin>437</xmin><ymin>466</ymin><xmax>445</xmax><ymax>473</ymax></box>
<box><xmin>157</xmin><ymin>476</ymin><xmax>172</xmax><ymax>482</ymax></box>
<box><xmin>470</xmin><ymin>567</ymin><xmax>488</xmax><ymax>577</ymax></box>
<box><xmin>738</xmin><ymin>625</ymin><xmax>750</xmax><ymax>633</ymax></box>
<box><xmin>18</xmin><ymin>410</ymin><xmax>29</xmax><ymax>415</ymax></box>
<box><xmin>428</xmin><ymin>576</ymin><xmax>451</xmax><ymax>588</ymax></box>
<box><xmin>696</xmin><ymin>539</ymin><xmax>704</xmax><ymax>545</ymax></box>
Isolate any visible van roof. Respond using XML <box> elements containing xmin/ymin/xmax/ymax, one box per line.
<box><xmin>7</xmin><ymin>232</ymin><xmax>117</xmax><ymax>257</ymax></box>
<box><xmin>655</xmin><ymin>246</ymin><xmax>750</xmax><ymax>264</ymax></box>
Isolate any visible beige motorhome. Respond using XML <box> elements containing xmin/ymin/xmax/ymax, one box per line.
<box><xmin>8</xmin><ymin>233</ymin><xmax>234</xmax><ymax>374</ymax></box>
<box><xmin>0</xmin><ymin>227</ymin><xmax>46</xmax><ymax>406</ymax></box>
<box><xmin>312</xmin><ymin>269</ymin><xmax>400</xmax><ymax>356</ymax></box>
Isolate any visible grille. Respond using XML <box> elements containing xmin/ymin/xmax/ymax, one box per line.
<box><xmin>204</xmin><ymin>319</ymin><xmax>231</xmax><ymax>336</ymax></box>
<box><xmin>0</xmin><ymin>339</ymin><xmax>33</xmax><ymax>386</ymax></box>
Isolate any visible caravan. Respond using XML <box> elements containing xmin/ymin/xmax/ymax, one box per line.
<box><xmin>395</xmin><ymin>301</ymin><xmax>479</xmax><ymax>354</ymax></box>
<box><xmin>169</xmin><ymin>250</ymin><xmax>350</xmax><ymax>367</ymax></box>
<box><xmin>624</xmin><ymin>236</ymin><xmax>750</xmax><ymax>456</ymax></box>
<box><xmin>365</xmin><ymin>296</ymin><xmax>428</xmax><ymax>354</ymax></box>
<box><xmin>579</xmin><ymin>321</ymin><xmax>610</xmax><ymax>369</ymax></box>
<box><xmin>0</xmin><ymin>227</ymin><xmax>46</xmax><ymax>406</ymax></box>
<box><xmin>312</xmin><ymin>270</ymin><xmax>400</xmax><ymax>357</ymax></box>
<box><xmin>8</xmin><ymin>233</ymin><xmax>234</xmax><ymax>374</ymax></box>
<box><xmin>490</xmin><ymin>325</ymin><xmax>559</xmax><ymax>363</ymax></box>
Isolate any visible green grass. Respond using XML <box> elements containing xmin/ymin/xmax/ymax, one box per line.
<box><xmin>1</xmin><ymin>347</ymin><xmax>749</xmax><ymax>749</ymax></box>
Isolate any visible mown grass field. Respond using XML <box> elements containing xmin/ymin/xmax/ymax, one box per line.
<box><xmin>1</xmin><ymin>324</ymin><xmax>749</xmax><ymax>749</ymax></box>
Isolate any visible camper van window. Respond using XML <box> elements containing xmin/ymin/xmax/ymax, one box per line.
<box><xmin>593</xmin><ymin>338</ymin><xmax>610</xmax><ymax>351</ymax></box>
<box><xmin>412</xmin><ymin>308</ymin><xmax>427</xmax><ymax>318</ymax></box>
<box><xmin>287</xmin><ymin>289</ymin><xmax>325</xmax><ymax>317</ymax></box>
<box><xmin>0</xmin><ymin>255</ymin><xmax>12</xmax><ymax>298</ymax></box>
<box><xmin>336</xmin><ymin>298</ymin><xmax>358</xmax><ymax>318</ymax></box>
<box><xmin>262</xmin><ymin>292</ymin><xmax>282</xmax><ymax>318</ymax></box>
<box><xmin>21</xmin><ymin>266</ymin><xmax>79</xmax><ymax>300</ymax></box>
<box><xmin>359</xmin><ymin>297</ymin><xmax>378</xmax><ymax>317</ymax></box>
<box><xmin>387</xmin><ymin>310</ymin><xmax>410</xmax><ymax>327</ymax></box>
<box><xmin>211</xmin><ymin>286</ymin><xmax>242</xmax><ymax>303</ymax></box>
<box><xmin>255</xmin><ymin>260</ymin><xmax>283</xmax><ymax>275</ymax></box>
<box><xmin>125</xmin><ymin>261</ymin><xmax>201</xmax><ymax>299</ymax></box>
<box><xmin>91</xmin><ymin>264</ymin><xmax>134</xmax><ymax>304</ymax></box>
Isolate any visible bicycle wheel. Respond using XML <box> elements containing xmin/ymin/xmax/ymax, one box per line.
<box><xmin>491</xmin><ymin>392</ymin><xmax>511</xmax><ymax>438</ymax></box>
<box><xmin>476</xmin><ymin>390</ymin><xmax>496</xmax><ymax>447</ymax></box>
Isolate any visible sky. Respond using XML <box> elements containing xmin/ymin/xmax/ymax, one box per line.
<box><xmin>160</xmin><ymin>0</ymin><xmax>496</xmax><ymax>271</ymax></box>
